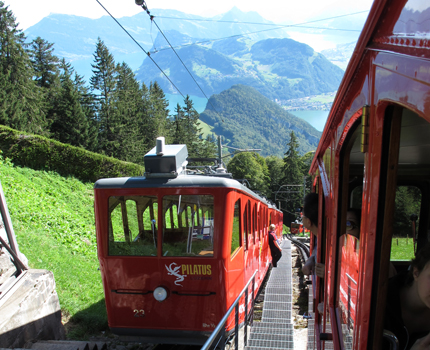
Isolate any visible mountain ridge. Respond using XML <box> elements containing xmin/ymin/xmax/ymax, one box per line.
<box><xmin>200</xmin><ymin>84</ymin><xmax>321</xmax><ymax>157</ymax></box>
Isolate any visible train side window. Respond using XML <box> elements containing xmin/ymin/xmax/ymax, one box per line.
<box><xmin>335</xmin><ymin>117</ymin><xmax>364</xmax><ymax>347</ymax></box>
<box><xmin>253</xmin><ymin>203</ymin><xmax>257</xmax><ymax>243</ymax></box>
<box><xmin>243</xmin><ymin>202</ymin><xmax>248</xmax><ymax>249</ymax></box>
<box><xmin>390</xmin><ymin>185</ymin><xmax>422</xmax><ymax>264</ymax></box>
<box><xmin>231</xmin><ymin>199</ymin><xmax>241</xmax><ymax>255</ymax></box>
<box><xmin>247</xmin><ymin>200</ymin><xmax>252</xmax><ymax>245</ymax></box>
<box><xmin>108</xmin><ymin>195</ymin><xmax>158</xmax><ymax>256</ymax></box>
<box><xmin>162</xmin><ymin>195</ymin><xmax>214</xmax><ymax>257</ymax></box>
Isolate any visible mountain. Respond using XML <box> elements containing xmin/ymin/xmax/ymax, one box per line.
<box><xmin>200</xmin><ymin>84</ymin><xmax>321</xmax><ymax>157</ymax></box>
<box><xmin>136</xmin><ymin>33</ymin><xmax>344</xmax><ymax>102</ymax></box>
<box><xmin>24</xmin><ymin>8</ymin><xmax>290</xmax><ymax>80</ymax></box>
<box><xmin>321</xmin><ymin>41</ymin><xmax>357</xmax><ymax>70</ymax></box>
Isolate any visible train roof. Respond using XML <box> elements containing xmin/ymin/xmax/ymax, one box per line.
<box><xmin>310</xmin><ymin>0</ymin><xmax>430</xmax><ymax>173</ymax></box>
<box><xmin>94</xmin><ymin>175</ymin><xmax>280</xmax><ymax>211</ymax></box>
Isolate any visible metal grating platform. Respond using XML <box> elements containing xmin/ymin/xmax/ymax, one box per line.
<box><xmin>245</xmin><ymin>239</ymin><xmax>294</xmax><ymax>349</ymax></box>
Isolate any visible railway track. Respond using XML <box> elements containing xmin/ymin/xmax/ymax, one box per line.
<box><xmin>285</xmin><ymin>234</ymin><xmax>310</xmax><ymax>263</ymax></box>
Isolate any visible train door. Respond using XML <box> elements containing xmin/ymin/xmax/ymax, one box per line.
<box><xmin>243</xmin><ymin>199</ymin><xmax>256</xmax><ymax>298</ymax></box>
<box><xmin>227</xmin><ymin>196</ymin><xmax>244</xmax><ymax>329</ymax></box>
<box><xmin>366</xmin><ymin>106</ymin><xmax>430</xmax><ymax>349</ymax></box>
<box><xmin>331</xmin><ymin>115</ymin><xmax>364</xmax><ymax>350</ymax></box>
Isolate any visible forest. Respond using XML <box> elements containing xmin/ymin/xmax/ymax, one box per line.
<box><xmin>0</xmin><ymin>2</ymin><xmax>314</xmax><ymax>215</ymax></box>
<box><xmin>0</xmin><ymin>1</ymin><xmax>216</xmax><ymax>166</ymax></box>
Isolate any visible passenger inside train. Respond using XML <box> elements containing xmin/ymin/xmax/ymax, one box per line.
<box><xmin>346</xmin><ymin>209</ymin><xmax>361</xmax><ymax>239</ymax></box>
<box><xmin>301</xmin><ymin>193</ymin><xmax>324</xmax><ymax>278</ymax></box>
<box><xmin>384</xmin><ymin>243</ymin><xmax>430</xmax><ymax>350</ymax></box>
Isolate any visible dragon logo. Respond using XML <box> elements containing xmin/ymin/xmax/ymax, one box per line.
<box><xmin>165</xmin><ymin>262</ymin><xmax>187</xmax><ymax>286</ymax></box>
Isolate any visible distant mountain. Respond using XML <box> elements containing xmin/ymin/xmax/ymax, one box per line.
<box><xmin>24</xmin><ymin>8</ymin><xmax>290</xmax><ymax>80</ymax></box>
<box><xmin>200</xmin><ymin>84</ymin><xmax>321</xmax><ymax>157</ymax></box>
<box><xmin>136</xmin><ymin>33</ymin><xmax>344</xmax><ymax>102</ymax></box>
<box><xmin>321</xmin><ymin>41</ymin><xmax>357</xmax><ymax>70</ymax></box>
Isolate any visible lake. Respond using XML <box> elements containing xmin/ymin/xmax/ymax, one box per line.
<box><xmin>165</xmin><ymin>94</ymin><xmax>207</xmax><ymax>114</ymax></box>
<box><xmin>165</xmin><ymin>94</ymin><xmax>329</xmax><ymax>133</ymax></box>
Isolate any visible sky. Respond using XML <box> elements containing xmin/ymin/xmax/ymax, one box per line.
<box><xmin>6</xmin><ymin>0</ymin><xmax>374</xmax><ymax>31</ymax></box>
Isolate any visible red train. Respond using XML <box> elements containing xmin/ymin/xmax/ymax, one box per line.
<box><xmin>94</xmin><ymin>138</ymin><xmax>283</xmax><ymax>344</ymax></box>
<box><xmin>308</xmin><ymin>0</ymin><xmax>430</xmax><ymax>349</ymax></box>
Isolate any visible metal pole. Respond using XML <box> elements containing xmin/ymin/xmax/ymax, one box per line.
<box><xmin>303</xmin><ymin>176</ymin><xmax>306</xmax><ymax>205</ymax></box>
<box><xmin>0</xmin><ymin>181</ymin><xmax>22</xmax><ymax>262</ymax></box>
<box><xmin>218</xmin><ymin>136</ymin><xmax>222</xmax><ymax>167</ymax></box>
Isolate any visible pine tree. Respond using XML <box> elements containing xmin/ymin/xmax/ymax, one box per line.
<box><xmin>90</xmin><ymin>37</ymin><xmax>117</xmax><ymax>155</ymax></box>
<box><xmin>74</xmin><ymin>71</ymin><xmax>98</xmax><ymax>152</ymax></box>
<box><xmin>168</xmin><ymin>95</ymin><xmax>216</xmax><ymax>159</ymax></box>
<box><xmin>143</xmin><ymin>81</ymin><xmax>168</xmax><ymax>151</ymax></box>
<box><xmin>266</xmin><ymin>155</ymin><xmax>284</xmax><ymax>201</ymax></box>
<box><xmin>111</xmin><ymin>62</ymin><xmax>144</xmax><ymax>163</ymax></box>
<box><xmin>282</xmin><ymin>131</ymin><xmax>304</xmax><ymax>213</ymax></box>
<box><xmin>170</xmin><ymin>103</ymin><xmax>185</xmax><ymax>144</ymax></box>
<box><xmin>227</xmin><ymin>152</ymin><xmax>270</xmax><ymax>196</ymax></box>
<box><xmin>0</xmin><ymin>1</ymin><xmax>46</xmax><ymax>134</ymax></box>
<box><xmin>28</xmin><ymin>36</ymin><xmax>59</xmax><ymax>89</ymax></box>
<box><xmin>50</xmin><ymin>59</ymin><xmax>91</xmax><ymax>148</ymax></box>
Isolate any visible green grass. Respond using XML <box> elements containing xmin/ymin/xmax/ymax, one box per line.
<box><xmin>197</xmin><ymin>120</ymin><xmax>215</xmax><ymax>139</ymax></box>
<box><xmin>0</xmin><ymin>156</ymin><xmax>106</xmax><ymax>339</ymax></box>
<box><xmin>390</xmin><ymin>237</ymin><xmax>415</xmax><ymax>261</ymax></box>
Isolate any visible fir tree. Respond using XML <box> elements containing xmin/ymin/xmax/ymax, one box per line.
<box><xmin>282</xmin><ymin>131</ymin><xmax>304</xmax><ymax>213</ymax></box>
<box><xmin>0</xmin><ymin>1</ymin><xmax>46</xmax><ymax>134</ymax></box>
<box><xmin>111</xmin><ymin>62</ymin><xmax>143</xmax><ymax>163</ymax></box>
<box><xmin>28</xmin><ymin>36</ymin><xmax>59</xmax><ymax>89</ymax></box>
<box><xmin>90</xmin><ymin>37</ymin><xmax>117</xmax><ymax>155</ymax></box>
<box><xmin>50</xmin><ymin>59</ymin><xmax>91</xmax><ymax>148</ymax></box>
<box><xmin>74</xmin><ymin>71</ymin><xmax>98</xmax><ymax>152</ymax></box>
<box><xmin>143</xmin><ymin>81</ymin><xmax>168</xmax><ymax>151</ymax></box>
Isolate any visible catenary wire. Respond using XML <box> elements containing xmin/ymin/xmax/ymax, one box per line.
<box><xmin>154</xmin><ymin>10</ymin><xmax>368</xmax><ymax>28</ymax></box>
<box><xmin>96</xmin><ymin>0</ymin><xmax>224</xmax><ymax>125</ymax></box>
<box><xmin>95</xmin><ymin>0</ymin><xmax>186</xmax><ymax>100</ymax></box>
<box><xmin>147</xmin><ymin>10</ymin><xmax>365</xmax><ymax>53</ymax></box>
<box><xmin>147</xmin><ymin>14</ymin><xmax>222</xmax><ymax>115</ymax></box>
<box><xmin>149</xmin><ymin>24</ymin><xmax>360</xmax><ymax>54</ymax></box>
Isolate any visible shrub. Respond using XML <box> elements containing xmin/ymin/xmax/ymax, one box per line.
<box><xmin>0</xmin><ymin>125</ymin><xmax>144</xmax><ymax>183</ymax></box>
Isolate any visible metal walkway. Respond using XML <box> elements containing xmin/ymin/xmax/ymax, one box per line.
<box><xmin>245</xmin><ymin>239</ymin><xmax>294</xmax><ymax>350</ymax></box>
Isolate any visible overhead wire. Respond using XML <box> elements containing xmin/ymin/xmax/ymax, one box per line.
<box><xmin>141</xmin><ymin>5</ymin><xmax>222</xmax><ymax>115</ymax></box>
<box><xmin>154</xmin><ymin>10</ymin><xmax>368</xmax><ymax>28</ymax></box>
<box><xmin>96</xmin><ymin>0</ymin><xmax>224</xmax><ymax>128</ymax></box>
<box><xmin>148</xmin><ymin>25</ymin><xmax>360</xmax><ymax>54</ymax></box>
<box><xmin>146</xmin><ymin>10</ymin><xmax>365</xmax><ymax>53</ymax></box>
<box><xmin>95</xmin><ymin>0</ymin><xmax>187</xmax><ymax>100</ymax></box>
<box><xmin>96</xmin><ymin>0</ymin><xmax>360</xmax><ymax>160</ymax></box>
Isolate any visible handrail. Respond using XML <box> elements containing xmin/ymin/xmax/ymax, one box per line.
<box><xmin>200</xmin><ymin>269</ymin><xmax>258</xmax><ymax>350</ymax></box>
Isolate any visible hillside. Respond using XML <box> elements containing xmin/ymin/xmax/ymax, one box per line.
<box><xmin>0</xmin><ymin>158</ymin><xmax>106</xmax><ymax>338</ymax></box>
<box><xmin>136</xmin><ymin>33</ymin><xmax>344</xmax><ymax>102</ymax></box>
<box><xmin>200</xmin><ymin>84</ymin><xmax>321</xmax><ymax>157</ymax></box>
<box><xmin>321</xmin><ymin>41</ymin><xmax>357</xmax><ymax>70</ymax></box>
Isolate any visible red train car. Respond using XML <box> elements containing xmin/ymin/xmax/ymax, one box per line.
<box><xmin>308</xmin><ymin>0</ymin><xmax>430</xmax><ymax>349</ymax></box>
<box><xmin>94</xmin><ymin>138</ymin><xmax>283</xmax><ymax>345</ymax></box>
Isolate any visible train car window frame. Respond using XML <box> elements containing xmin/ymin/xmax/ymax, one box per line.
<box><xmin>231</xmin><ymin>198</ymin><xmax>242</xmax><ymax>256</ymax></box>
<box><xmin>108</xmin><ymin>195</ymin><xmax>158</xmax><ymax>256</ymax></box>
<box><xmin>161</xmin><ymin>194</ymin><xmax>214</xmax><ymax>257</ymax></box>
<box><xmin>369</xmin><ymin>107</ymin><xmax>430</xmax><ymax>349</ymax></box>
<box><xmin>333</xmin><ymin>115</ymin><xmax>364</xmax><ymax>348</ymax></box>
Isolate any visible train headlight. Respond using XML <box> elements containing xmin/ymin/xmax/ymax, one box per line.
<box><xmin>153</xmin><ymin>287</ymin><xmax>168</xmax><ymax>302</ymax></box>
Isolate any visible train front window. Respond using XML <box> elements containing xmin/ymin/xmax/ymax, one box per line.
<box><xmin>162</xmin><ymin>195</ymin><xmax>214</xmax><ymax>257</ymax></box>
<box><xmin>108</xmin><ymin>195</ymin><xmax>158</xmax><ymax>256</ymax></box>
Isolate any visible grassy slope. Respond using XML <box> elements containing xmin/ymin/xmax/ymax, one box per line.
<box><xmin>0</xmin><ymin>158</ymin><xmax>107</xmax><ymax>339</ymax></box>
<box><xmin>0</xmin><ymin>155</ymin><xmax>413</xmax><ymax>339</ymax></box>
